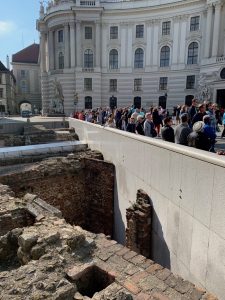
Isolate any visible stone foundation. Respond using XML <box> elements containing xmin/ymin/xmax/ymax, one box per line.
<box><xmin>0</xmin><ymin>150</ymin><xmax>114</xmax><ymax>237</ymax></box>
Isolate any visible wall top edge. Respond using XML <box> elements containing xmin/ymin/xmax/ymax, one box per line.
<box><xmin>69</xmin><ymin>118</ymin><xmax>225</xmax><ymax>168</ymax></box>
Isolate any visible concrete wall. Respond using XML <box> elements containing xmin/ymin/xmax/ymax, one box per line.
<box><xmin>69</xmin><ymin>118</ymin><xmax>225</xmax><ymax>300</ymax></box>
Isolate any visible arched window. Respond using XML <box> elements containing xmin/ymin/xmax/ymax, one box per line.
<box><xmin>109</xmin><ymin>49</ymin><xmax>118</xmax><ymax>69</ymax></box>
<box><xmin>59</xmin><ymin>52</ymin><xmax>64</xmax><ymax>69</ymax></box>
<box><xmin>84</xmin><ymin>49</ymin><xmax>93</xmax><ymax>68</ymax></box>
<box><xmin>85</xmin><ymin>96</ymin><xmax>92</xmax><ymax>109</ymax></box>
<box><xmin>160</xmin><ymin>46</ymin><xmax>170</xmax><ymax>67</ymax></box>
<box><xmin>187</xmin><ymin>42</ymin><xmax>198</xmax><ymax>65</ymax></box>
<box><xmin>134</xmin><ymin>48</ymin><xmax>144</xmax><ymax>68</ymax></box>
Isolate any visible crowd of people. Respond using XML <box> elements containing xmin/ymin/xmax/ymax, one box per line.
<box><xmin>72</xmin><ymin>99</ymin><xmax>225</xmax><ymax>154</ymax></box>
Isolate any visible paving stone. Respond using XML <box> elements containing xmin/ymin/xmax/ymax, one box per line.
<box><xmin>117</xmin><ymin>247</ymin><xmax>130</xmax><ymax>256</ymax></box>
<box><xmin>123</xmin><ymin>280</ymin><xmax>141</xmax><ymax>295</ymax></box>
<box><xmin>123</xmin><ymin>251</ymin><xmax>138</xmax><ymax>261</ymax></box>
<box><xmin>174</xmin><ymin>278</ymin><xmax>194</xmax><ymax>294</ymax></box>
<box><xmin>129</xmin><ymin>254</ymin><xmax>146</xmax><ymax>265</ymax></box>
<box><xmin>138</xmin><ymin>274</ymin><xmax>168</xmax><ymax>292</ymax></box>
<box><xmin>135</xmin><ymin>292</ymin><xmax>153</xmax><ymax>300</ymax></box>
<box><xmin>146</xmin><ymin>264</ymin><xmax>164</xmax><ymax>275</ymax></box>
<box><xmin>156</xmin><ymin>269</ymin><xmax>171</xmax><ymax>281</ymax></box>
<box><xmin>130</xmin><ymin>271</ymin><xmax>149</xmax><ymax>284</ymax></box>
<box><xmin>151</xmin><ymin>291</ymin><xmax>170</xmax><ymax>300</ymax></box>
<box><xmin>165</xmin><ymin>274</ymin><xmax>179</xmax><ymax>288</ymax></box>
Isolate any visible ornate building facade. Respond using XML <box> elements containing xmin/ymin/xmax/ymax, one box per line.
<box><xmin>37</xmin><ymin>0</ymin><xmax>225</xmax><ymax>114</ymax></box>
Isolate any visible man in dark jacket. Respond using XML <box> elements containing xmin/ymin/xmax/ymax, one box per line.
<box><xmin>188</xmin><ymin>121</ymin><xmax>211</xmax><ymax>151</ymax></box>
<box><xmin>161</xmin><ymin>117</ymin><xmax>175</xmax><ymax>143</ymax></box>
<box><xmin>188</xmin><ymin>98</ymin><xmax>197</xmax><ymax>126</ymax></box>
<box><xmin>192</xmin><ymin>103</ymin><xmax>207</xmax><ymax>126</ymax></box>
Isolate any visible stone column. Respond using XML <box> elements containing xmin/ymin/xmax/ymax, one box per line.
<box><xmin>64</xmin><ymin>23</ymin><xmax>70</xmax><ymax>68</ymax></box>
<box><xmin>121</xmin><ymin>23</ymin><xmax>127</xmax><ymax>68</ymax></box>
<box><xmin>179</xmin><ymin>18</ymin><xmax>187</xmax><ymax>64</ymax></box>
<box><xmin>95</xmin><ymin>21</ymin><xmax>101</xmax><ymax>67</ymax></box>
<box><xmin>146</xmin><ymin>21</ymin><xmax>152</xmax><ymax>67</ymax></box>
<box><xmin>172</xmin><ymin>17</ymin><xmax>180</xmax><ymax>65</ymax></box>
<box><xmin>48</xmin><ymin>30</ymin><xmax>55</xmax><ymax>70</ymax></box>
<box><xmin>70</xmin><ymin>23</ymin><xmax>76</xmax><ymax>68</ymax></box>
<box><xmin>127</xmin><ymin>25</ymin><xmax>133</xmax><ymax>68</ymax></box>
<box><xmin>204</xmin><ymin>4</ymin><xmax>213</xmax><ymax>58</ymax></box>
<box><xmin>101</xmin><ymin>23</ymin><xmax>107</xmax><ymax>68</ymax></box>
<box><xmin>152</xmin><ymin>20</ymin><xmax>159</xmax><ymax>67</ymax></box>
<box><xmin>76</xmin><ymin>21</ymin><xmax>81</xmax><ymax>67</ymax></box>
<box><xmin>40</xmin><ymin>32</ymin><xmax>46</xmax><ymax>72</ymax></box>
<box><xmin>212</xmin><ymin>1</ymin><xmax>222</xmax><ymax>57</ymax></box>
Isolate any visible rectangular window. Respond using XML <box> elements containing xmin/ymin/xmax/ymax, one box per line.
<box><xmin>186</xmin><ymin>75</ymin><xmax>195</xmax><ymax>89</ymax></box>
<box><xmin>21</xmin><ymin>70</ymin><xmax>26</xmax><ymax>77</ymax></box>
<box><xmin>0</xmin><ymin>74</ymin><xmax>2</xmax><ymax>84</ymax></box>
<box><xmin>190</xmin><ymin>16</ymin><xmax>200</xmax><ymax>31</ymax></box>
<box><xmin>58</xmin><ymin>30</ymin><xmax>64</xmax><ymax>43</ymax></box>
<box><xmin>136</xmin><ymin>25</ymin><xmax>144</xmax><ymax>38</ymax></box>
<box><xmin>0</xmin><ymin>88</ymin><xmax>3</xmax><ymax>98</ymax></box>
<box><xmin>159</xmin><ymin>77</ymin><xmax>168</xmax><ymax>90</ymax></box>
<box><xmin>85</xmin><ymin>27</ymin><xmax>92</xmax><ymax>39</ymax></box>
<box><xmin>134</xmin><ymin>78</ymin><xmax>142</xmax><ymax>91</ymax></box>
<box><xmin>162</xmin><ymin>21</ymin><xmax>171</xmax><ymax>35</ymax></box>
<box><xmin>84</xmin><ymin>78</ymin><xmax>92</xmax><ymax>91</ymax></box>
<box><xmin>110</xmin><ymin>26</ymin><xmax>118</xmax><ymax>39</ymax></box>
<box><xmin>109</xmin><ymin>79</ymin><xmax>117</xmax><ymax>92</ymax></box>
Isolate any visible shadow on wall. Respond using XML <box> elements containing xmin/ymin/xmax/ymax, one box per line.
<box><xmin>113</xmin><ymin>171</ymin><xmax>125</xmax><ymax>244</ymax></box>
<box><xmin>150</xmin><ymin>197</ymin><xmax>171</xmax><ymax>269</ymax></box>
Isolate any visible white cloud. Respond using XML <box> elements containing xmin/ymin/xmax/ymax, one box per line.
<box><xmin>0</xmin><ymin>21</ymin><xmax>16</xmax><ymax>36</ymax></box>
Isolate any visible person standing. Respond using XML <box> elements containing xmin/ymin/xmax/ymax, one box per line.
<box><xmin>135</xmin><ymin>115</ymin><xmax>145</xmax><ymax>135</ymax></box>
<box><xmin>188</xmin><ymin>98</ymin><xmax>198</xmax><ymax>125</ymax></box>
<box><xmin>192</xmin><ymin>104</ymin><xmax>207</xmax><ymax>125</ymax></box>
<box><xmin>144</xmin><ymin>113</ymin><xmax>156</xmax><ymax>137</ymax></box>
<box><xmin>152</xmin><ymin>107</ymin><xmax>163</xmax><ymax>136</ymax></box>
<box><xmin>174</xmin><ymin>113</ymin><xmax>192</xmax><ymax>145</ymax></box>
<box><xmin>161</xmin><ymin>117</ymin><xmax>175</xmax><ymax>143</ymax></box>
<box><xmin>221</xmin><ymin>111</ymin><xmax>225</xmax><ymax>138</ymax></box>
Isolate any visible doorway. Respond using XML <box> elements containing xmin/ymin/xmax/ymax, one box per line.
<box><xmin>134</xmin><ymin>96</ymin><xmax>141</xmax><ymax>109</ymax></box>
<box><xmin>216</xmin><ymin>89</ymin><xmax>225</xmax><ymax>108</ymax></box>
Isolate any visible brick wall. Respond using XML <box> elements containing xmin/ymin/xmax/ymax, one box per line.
<box><xmin>126</xmin><ymin>189</ymin><xmax>152</xmax><ymax>258</ymax></box>
<box><xmin>0</xmin><ymin>152</ymin><xmax>114</xmax><ymax>237</ymax></box>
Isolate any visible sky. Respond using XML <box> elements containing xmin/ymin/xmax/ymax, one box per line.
<box><xmin>0</xmin><ymin>0</ymin><xmax>40</xmax><ymax>69</ymax></box>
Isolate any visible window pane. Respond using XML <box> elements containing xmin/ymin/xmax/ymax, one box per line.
<box><xmin>134</xmin><ymin>48</ymin><xmax>144</xmax><ymax>68</ymax></box>
<box><xmin>58</xmin><ymin>30</ymin><xmax>63</xmax><ymax>43</ymax></box>
<box><xmin>109</xmin><ymin>49</ymin><xmax>118</xmax><ymax>69</ymax></box>
<box><xmin>84</xmin><ymin>49</ymin><xmax>93</xmax><ymax>68</ymax></box>
<box><xmin>110</xmin><ymin>79</ymin><xmax>117</xmax><ymax>92</ymax></box>
<box><xmin>159</xmin><ymin>77</ymin><xmax>168</xmax><ymax>90</ymax></box>
<box><xmin>186</xmin><ymin>75</ymin><xmax>195</xmax><ymax>89</ymax></box>
<box><xmin>136</xmin><ymin>25</ymin><xmax>144</xmax><ymax>38</ymax></box>
<box><xmin>160</xmin><ymin>46</ymin><xmax>170</xmax><ymax>67</ymax></box>
<box><xmin>84</xmin><ymin>78</ymin><xmax>92</xmax><ymax>91</ymax></box>
<box><xmin>187</xmin><ymin>42</ymin><xmax>198</xmax><ymax>64</ymax></box>
<box><xmin>85</xmin><ymin>27</ymin><xmax>92</xmax><ymax>39</ymax></box>
<box><xmin>110</xmin><ymin>26</ymin><xmax>118</xmax><ymax>39</ymax></box>
<box><xmin>134</xmin><ymin>78</ymin><xmax>142</xmax><ymax>91</ymax></box>
<box><xmin>190</xmin><ymin>16</ymin><xmax>200</xmax><ymax>31</ymax></box>
<box><xmin>162</xmin><ymin>21</ymin><xmax>171</xmax><ymax>35</ymax></box>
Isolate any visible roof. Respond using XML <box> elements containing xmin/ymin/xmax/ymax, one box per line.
<box><xmin>0</xmin><ymin>61</ymin><xmax>9</xmax><ymax>72</ymax></box>
<box><xmin>12</xmin><ymin>43</ymin><xmax>40</xmax><ymax>64</ymax></box>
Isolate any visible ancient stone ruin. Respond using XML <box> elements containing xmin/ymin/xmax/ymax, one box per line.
<box><xmin>0</xmin><ymin>148</ymin><xmax>218</xmax><ymax>299</ymax></box>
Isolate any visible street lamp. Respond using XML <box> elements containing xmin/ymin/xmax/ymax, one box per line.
<box><xmin>74</xmin><ymin>92</ymin><xmax>79</xmax><ymax>112</ymax></box>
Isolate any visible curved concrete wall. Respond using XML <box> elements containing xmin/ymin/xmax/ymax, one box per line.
<box><xmin>69</xmin><ymin>118</ymin><xmax>225</xmax><ymax>299</ymax></box>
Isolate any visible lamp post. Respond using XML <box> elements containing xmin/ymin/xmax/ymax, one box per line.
<box><xmin>74</xmin><ymin>92</ymin><xmax>79</xmax><ymax>112</ymax></box>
